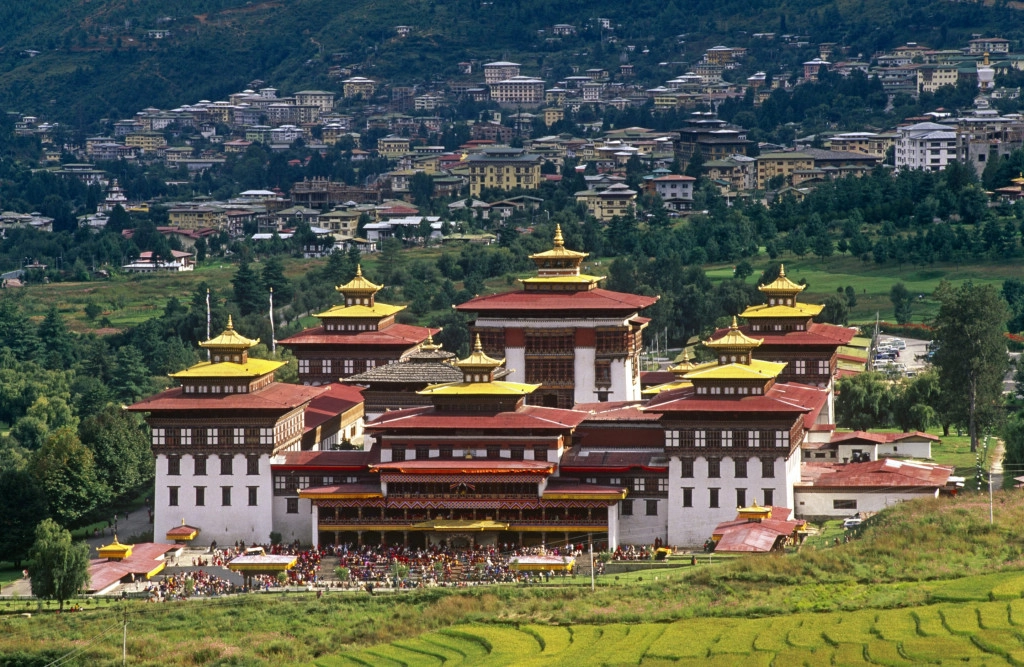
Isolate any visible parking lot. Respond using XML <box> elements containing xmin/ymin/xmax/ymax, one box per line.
<box><xmin>875</xmin><ymin>334</ymin><xmax>932</xmax><ymax>375</ymax></box>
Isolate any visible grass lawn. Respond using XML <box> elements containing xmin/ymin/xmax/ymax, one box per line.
<box><xmin>705</xmin><ymin>252</ymin><xmax>1021</xmax><ymax>325</ymax></box>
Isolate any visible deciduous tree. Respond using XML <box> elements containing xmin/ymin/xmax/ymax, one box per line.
<box><xmin>27</xmin><ymin>519</ymin><xmax>90</xmax><ymax>611</ymax></box>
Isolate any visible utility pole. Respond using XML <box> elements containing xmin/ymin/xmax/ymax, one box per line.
<box><xmin>589</xmin><ymin>540</ymin><xmax>595</xmax><ymax>592</ymax></box>
<box><xmin>122</xmin><ymin>603</ymin><xmax>128</xmax><ymax>666</ymax></box>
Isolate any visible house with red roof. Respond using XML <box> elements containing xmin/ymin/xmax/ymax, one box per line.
<box><xmin>795</xmin><ymin>458</ymin><xmax>958</xmax><ymax>520</ymax></box>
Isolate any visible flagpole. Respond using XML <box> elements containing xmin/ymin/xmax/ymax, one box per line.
<box><xmin>205</xmin><ymin>288</ymin><xmax>211</xmax><ymax>360</ymax></box>
<box><xmin>269</xmin><ymin>287</ymin><xmax>276</xmax><ymax>354</ymax></box>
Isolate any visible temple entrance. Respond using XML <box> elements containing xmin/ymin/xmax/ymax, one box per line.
<box><xmin>449</xmin><ymin>533</ymin><xmax>472</xmax><ymax>549</ymax></box>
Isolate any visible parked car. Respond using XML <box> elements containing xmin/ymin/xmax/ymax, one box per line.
<box><xmin>843</xmin><ymin>518</ymin><xmax>862</xmax><ymax>529</ymax></box>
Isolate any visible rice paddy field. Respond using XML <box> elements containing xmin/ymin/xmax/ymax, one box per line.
<box><xmin>317</xmin><ymin>599</ymin><xmax>1024</xmax><ymax>666</ymax></box>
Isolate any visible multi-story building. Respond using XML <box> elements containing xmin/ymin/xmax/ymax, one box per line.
<box><xmin>466</xmin><ymin>146</ymin><xmax>542</xmax><ymax>196</ymax></box>
<box><xmin>755</xmin><ymin>152</ymin><xmax>815</xmax><ymax>189</ymax></box>
<box><xmin>968</xmin><ymin>37</ymin><xmax>1011</xmax><ymax>55</ymax></box>
<box><xmin>125</xmin><ymin>132</ymin><xmax>166</xmax><ymax>153</ymax></box>
<box><xmin>377</xmin><ymin>135</ymin><xmax>411</xmax><ymax>159</ymax></box>
<box><xmin>704</xmin><ymin>155</ymin><xmax>757</xmax><ymax>191</ymax></box>
<box><xmin>342</xmin><ymin>77</ymin><xmax>377</xmax><ymax>99</ymax></box>
<box><xmin>490</xmin><ymin>76</ymin><xmax>546</xmax><ymax>106</ymax></box>
<box><xmin>574</xmin><ymin>183</ymin><xmax>638</xmax><ymax>221</ymax></box>
<box><xmin>650</xmin><ymin>174</ymin><xmax>696</xmax><ymax>202</ymax></box>
<box><xmin>127</xmin><ymin>319</ymin><xmax>331</xmax><ymax>545</ymax></box>
<box><xmin>457</xmin><ymin>226</ymin><xmax>658</xmax><ymax>407</ymax></box>
<box><xmin>648</xmin><ymin>321</ymin><xmax>830</xmax><ymax>546</ymax></box>
<box><xmin>827</xmin><ymin>132</ymin><xmax>894</xmax><ymax>158</ymax></box>
<box><xmin>916</xmin><ymin>64</ymin><xmax>959</xmax><ymax>94</ymax></box>
<box><xmin>483</xmin><ymin>61</ymin><xmax>521</xmax><ymax>84</ymax></box>
<box><xmin>712</xmin><ymin>266</ymin><xmax>855</xmax><ymax>418</ymax></box>
<box><xmin>300</xmin><ymin>340</ymin><xmax>625</xmax><ymax>550</ymax></box>
<box><xmin>894</xmin><ymin>121</ymin><xmax>958</xmax><ymax>172</ymax></box>
<box><xmin>278</xmin><ymin>267</ymin><xmax>437</xmax><ymax>385</ymax></box>
<box><xmin>675</xmin><ymin>119</ymin><xmax>755</xmax><ymax>165</ymax></box>
<box><xmin>294</xmin><ymin>90</ymin><xmax>336</xmax><ymax>112</ymax></box>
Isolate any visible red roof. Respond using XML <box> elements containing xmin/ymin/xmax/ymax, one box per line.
<box><xmin>559</xmin><ymin>448</ymin><xmax>669</xmax><ymax>473</ymax></box>
<box><xmin>88</xmin><ymin>542</ymin><xmax>178</xmax><ymax>593</ymax></box>
<box><xmin>575</xmin><ymin>401</ymin><xmax>661</xmax><ymax>422</ymax></box>
<box><xmin>830</xmin><ymin>430</ymin><xmax>940</xmax><ymax>444</ymax></box>
<box><xmin>127</xmin><ymin>383</ymin><xmax>328</xmax><ymax>413</ymax></box>
<box><xmin>640</xmin><ymin>370</ymin><xmax>677</xmax><ymax>387</ymax></box>
<box><xmin>166</xmin><ymin>524</ymin><xmax>200</xmax><ymax>538</ymax></box>
<box><xmin>457</xmin><ymin>288</ymin><xmax>658</xmax><ymax>315</ymax></box>
<box><xmin>800</xmin><ymin>459</ymin><xmax>953</xmax><ymax>488</ymax></box>
<box><xmin>711</xmin><ymin>322</ymin><xmax>856</xmax><ymax>347</ymax></box>
<box><xmin>652</xmin><ymin>174</ymin><xmax>696</xmax><ymax>181</ymax></box>
<box><xmin>645</xmin><ymin>382</ymin><xmax>828</xmax><ymax>417</ymax></box>
<box><xmin>712</xmin><ymin>507</ymin><xmax>804</xmax><ymax>553</ymax></box>
<box><xmin>367</xmin><ymin>405</ymin><xmax>588</xmax><ymax>431</ymax></box>
<box><xmin>542</xmin><ymin>479</ymin><xmax>626</xmax><ymax>495</ymax></box>
<box><xmin>371</xmin><ymin>459</ymin><xmax>555</xmax><ymax>474</ymax></box>
<box><xmin>272</xmin><ymin>448</ymin><xmax>379</xmax><ymax>472</ymax></box>
<box><xmin>303</xmin><ymin>383</ymin><xmax>365</xmax><ymax>432</ymax></box>
<box><xmin>279</xmin><ymin>324</ymin><xmax>437</xmax><ymax>349</ymax></box>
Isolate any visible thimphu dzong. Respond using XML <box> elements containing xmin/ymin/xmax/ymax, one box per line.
<box><xmin>130</xmin><ymin>248</ymin><xmax>955</xmax><ymax>550</ymax></box>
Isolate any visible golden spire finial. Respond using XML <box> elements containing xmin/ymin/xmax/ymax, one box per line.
<box><xmin>226</xmin><ymin>314</ymin><xmax>234</xmax><ymax>330</ymax></box>
<box><xmin>473</xmin><ymin>333</ymin><xmax>484</xmax><ymax>353</ymax></box>
<box><xmin>553</xmin><ymin>224</ymin><xmax>565</xmax><ymax>248</ymax></box>
<box><xmin>421</xmin><ymin>333</ymin><xmax>441</xmax><ymax>351</ymax></box>
<box><xmin>355</xmin><ymin>264</ymin><xmax>363</xmax><ymax>277</ymax></box>
<box><xmin>731</xmin><ymin>315</ymin><xmax>739</xmax><ymax>329</ymax></box>
<box><xmin>778</xmin><ymin>264</ymin><xmax>786</xmax><ymax>278</ymax></box>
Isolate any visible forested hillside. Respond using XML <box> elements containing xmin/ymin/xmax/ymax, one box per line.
<box><xmin>0</xmin><ymin>0</ymin><xmax>1021</xmax><ymax>127</ymax></box>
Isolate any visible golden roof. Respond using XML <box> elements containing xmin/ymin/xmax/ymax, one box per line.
<box><xmin>704</xmin><ymin>317</ymin><xmax>763</xmax><ymax>351</ymax></box>
<box><xmin>683</xmin><ymin>358</ymin><xmax>786</xmax><ymax>381</ymax></box>
<box><xmin>758</xmin><ymin>265</ymin><xmax>806</xmax><ymax>298</ymax></box>
<box><xmin>170</xmin><ymin>357</ymin><xmax>284</xmax><ymax>379</ymax></box>
<box><xmin>336</xmin><ymin>265</ymin><xmax>382</xmax><ymax>295</ymax></box>
<box><xmin>528</xmin><ymin>224</ymin><xmax>588</xmax><ymax>261</ymax></box>
<box><xmin>418</xmin><ymin>380</ymin><xmax>540</xmax><ymax>396</ymax></box>
<box><xmin>740</xmin><ymin>302</ymin><xmax>823</xmax><ymax>319</ymax></box>
<box><xmin>641</xmin><ymin>380</ymin><xmax>693</xmax><ymax>397</ymax></box>
<box><xmin>199</xmin><ymin>316</ymin><xmax>258</xmax><ymax>352</ymax></box>
<box><xmin>315</xmin><ymin>303</ymin><xmax>405</xmax><ymax>319</ymax></box>
<box><xmin>520</xmin><ymin>274</ymin><xmax>604</xmax><ymax>285</ymax></box>
<box><xmin>457</xmin><ymin>335</ymin><xmax>505</xmax><ymax>372</ymax></box>
<box><xmin>1013</xmin><ymin>172</ymin><xmax>1024</xmax><ymax>186</ymax></box>
<box><xmin>98</xmin><ymin>536</ymin><xmax>133</xmax><ymax>560</ymax></box>
<box><xmin>736</xmin><ymin>502</ymin><xmax>773</xmax><ymax>520</ymax></box>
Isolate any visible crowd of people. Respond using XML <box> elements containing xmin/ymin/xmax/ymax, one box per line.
<box><xmin>130</xmin><ymin>540</ymin><xmax>623</xmax><ymax>600</ymax></box>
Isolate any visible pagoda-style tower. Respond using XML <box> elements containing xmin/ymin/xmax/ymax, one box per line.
<box><xmin>644</xmin><ymin>317</ymin><xmax>829</xmax><ymax>547</ymax></box>
<box><xmin>457</xmin><ymin>225</ymin><xmax>658</xmax><ymax>407</ymax></box>
<box><xmin>128</xmin><ymin>319</ymin><xmax>327</xmax><ymax>545</ymax></box>
<box><xmin>712</xmin><ymin>265</ymin><xmax>855</xmax><ymax>405</ymax></box>
<box><xmin>279</xmin><ymin>265</ymin><xmax>437</xmax><ymax>385</ymax></box>
<box><xmin>300</xmin><ymin>334</ymin><xmax>626</xmax><ymax>550</ymax></box>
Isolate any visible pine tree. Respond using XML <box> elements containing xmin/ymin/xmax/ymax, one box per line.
<box><xmin>232</xmin><ymin>258</ymin><xmax>264</xmax><ymax>316</ymax></box>
<box><xmin>261</xmin><ymin>255</ymin><xmax>293</xmax><ymax>303</ymax></box>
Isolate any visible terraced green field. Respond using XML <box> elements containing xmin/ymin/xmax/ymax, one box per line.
<box><xmin>319</xmin><ymin>600</ymin><xmax>1024</xmax><ymax>666</ymax></box>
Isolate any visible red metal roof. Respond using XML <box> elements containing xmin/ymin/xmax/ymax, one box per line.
<box><xmin>127</xmin><ymin>383</ymin><xmax>327</xmax><ymax>413</ymax></box>
<box><xmin>303</xmin><ymin>383</ymin><xmax>364</xmax><ymax>432</ymax></box>
<box><xmin>279</xmin><ymin>324</ymin><xmax>437</xmax><ymax>348</ymax></box>
<box><xmin>711</xmin><ymin>322</ymin><xmax>856</xmax><ymax>347</ymax></box>
<box><xmin>645</xmin><ymin>382</ymin><xmax>827</xmax><ymax>415</ymax></box>
<box><xmin>272</xmin><ymin>449</ymin><xmax>379</xmax><ymax>472</ymax></box>
<box><xmin>88</xmin><ymin>542</ymin><xmax>179</xmax><ymax>593</ymax></box>
<box><xmin>543</xmin><ymin>479</ymin><xmax>627</xmax><ymax>495</ymax></box>
<box><xmin>559</xmin><ymin>448</ymin><xmax>669</xmax><ymax>473</ymax></box>
<box><xmin>457</xmin><ymin>288</ymin><xmax>658</xmax><ymax>315</ymax></box>
<box><xmin>830</xmin><ymin>430</ymin><xmax>940</xmax><ymax>444</ymax></box>
<box><xmin>371</xmin><ymin>459</ymin><xmax>555</xmax><ymax>474</ymax></box>
<box><xmin>367</xmin><ymin>405</ymin><xmax>588</xmax><ymax>431</ymax></box>
<box><xmin>800</xmin><ymin>459</ymin><xmax>953</xmax><ymax>488</ymax></box>
<box><xmin>712</xmin><ymin>506</ymin><xmax>804</xmax><ymax>553</ymax></box>
<box><xmin>639</xmin><ymin>370</ymin><xmax>677</xmax><ymax>387</ymax></box>
<box><xmin>575</xmin><ymin>401</ymin><xmax>661</xmax><ymax>422</ymax></box>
